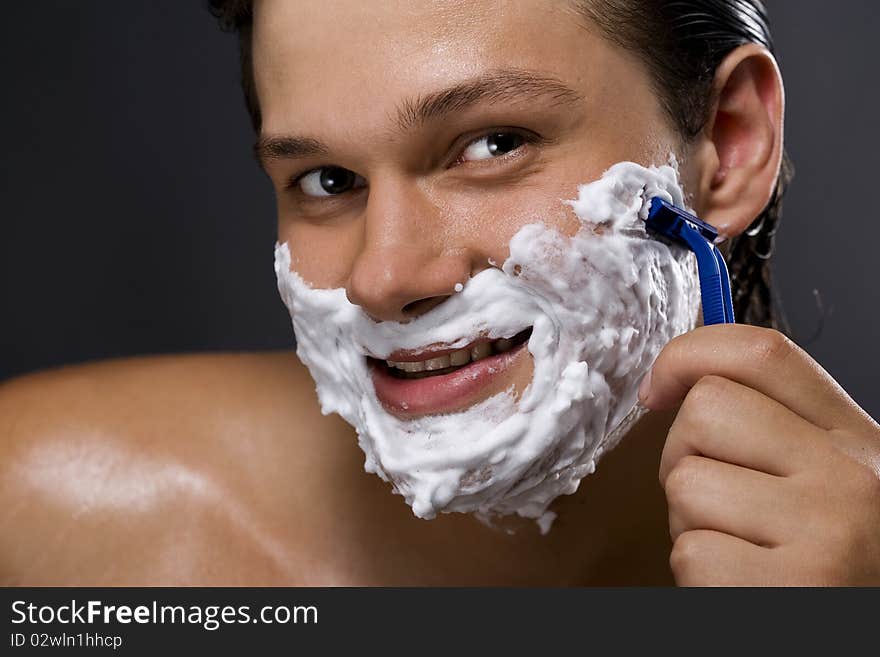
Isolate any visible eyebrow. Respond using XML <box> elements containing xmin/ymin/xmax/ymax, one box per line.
<box><xmin>395</xmin><ymin>68</ymin><xmax>583</xmax><ymax>132</ymax></box>
<box><xmin>253</xmin><ymin>68</ymin><xmax>582</xmax><ymax>167</ymax></box>
<box><xmin>253</xmin><ymin>135</ymin><xmax>328</xmax><ymax>167</ymax></box>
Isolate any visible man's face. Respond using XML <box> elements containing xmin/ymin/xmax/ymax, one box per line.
<box><xmin>253</xmin><ymin>0</ymin><xmax>688</xmax><ymax>418</ymax></box>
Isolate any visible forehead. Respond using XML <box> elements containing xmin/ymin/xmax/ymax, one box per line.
<box><xmin>252</xmin><ymin>0</ymin><xmax>639</xmax><ymax>135</ymax></box>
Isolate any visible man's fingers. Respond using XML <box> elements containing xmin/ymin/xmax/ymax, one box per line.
<box><xmin>665</xmin><ymin>455</ymin><xmax>796</xmax><ymax>547</ymax></box>
<box><xmin>670</xmin><ymin>529</ymin><xmax>776</xmax><ymax>586</ymax></box>
<box><xmin>659</xmin><ymin>375</ymin><xmax>830</xmax><ymax>480</ymax></box>
<box><xmin>640</xmin><ymin>324</ymin><xmax>860</xmax><ymax>431</ymax></box>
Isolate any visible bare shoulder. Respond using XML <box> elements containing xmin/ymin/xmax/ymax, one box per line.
<box><xmin>0</xmin><ymin>351</ymin><xmax>353</xmax><ymax>585</ymax></box>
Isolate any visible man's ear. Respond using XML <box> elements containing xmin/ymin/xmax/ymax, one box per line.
<box><xmin>691</xmin><ymin>43</ymin><xmax>784</xmax><ymax>238</ymax></box>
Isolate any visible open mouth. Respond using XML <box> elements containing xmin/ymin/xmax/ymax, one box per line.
<box><xmin>373</xmin><ymin>328</ymin><xmax>533</xmax><ymax>380</ymax></box>
<box><xmin>367</xmin><ymin>327</ymin><xmax>534</xmax><ymax>416</ymax></box>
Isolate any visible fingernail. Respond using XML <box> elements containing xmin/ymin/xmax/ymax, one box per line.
<box><xmin>638</xmin><ymin>368</ymin><xmax>652</xmax><ymax>403</ymax></box>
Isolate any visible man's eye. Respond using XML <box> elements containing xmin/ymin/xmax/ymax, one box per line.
<box><xmin>460</xmin><ymin>132</ymin><xmax>526</xmax><ymax>162</ymax></box>
<box><xmin>297</xmin><ymin>166</ymin><xmax>366</xmax><ymax>197</ymax></box>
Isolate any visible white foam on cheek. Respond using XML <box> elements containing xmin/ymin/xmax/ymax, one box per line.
<box><xmin>275</xmin><ymin>161</ymin><xmax>700</xmax><ymax>530</ymax></box>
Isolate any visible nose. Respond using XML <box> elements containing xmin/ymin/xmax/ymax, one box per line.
<box><xmin>346</xmin><ymin>180</ymin><xmax>474</xmax><ymax>323</ymax></box>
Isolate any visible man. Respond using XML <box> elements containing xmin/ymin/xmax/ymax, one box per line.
<box><xmin>3</xmin><ymin>0</ymin><xmax>879</xmax><ymax>586</ymax></box>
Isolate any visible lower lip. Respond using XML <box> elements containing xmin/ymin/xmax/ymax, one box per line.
<box><xmin>369</xmin><ymin>342</ymin><xmax>529</xmax><ymax>417</ymax></box>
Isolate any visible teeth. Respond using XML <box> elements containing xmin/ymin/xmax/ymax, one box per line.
<box><xmin>385</xmin><ymin>335</ymin><xmax>522</xmax><ymax>373</ymax></box>
<box><xmin>494</xmin><ymin>338</ymin><xmax>513</xmax><ymax>353</ymax></box>
<box><xmin>424</xmin><ymin>355</ymin><xmax>451</xmax><ymax>371</ymax></box>
<box><xmin>471</xmin><ymin>342</ymin><xmax>492</xmax><ymax>361</ymax></box>
<box><xmin>400</xmin><ymin>360</ymin><xmax>425</xmax><ymax>373</ymax></box>
<box><xmin>450</xmin><ymin>348</ymin><xmax>470</xmax><ymax>366</ymax></box>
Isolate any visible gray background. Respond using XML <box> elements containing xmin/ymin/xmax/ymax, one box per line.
<box><xmin>1</xmin><ymin>1</ymin><xmax>877</xmax><ymax>418</ymax></box>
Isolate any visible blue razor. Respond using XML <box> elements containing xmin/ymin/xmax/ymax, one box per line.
<box><xmin>645</xmin><ymin>197</ymin><xmax>735</xmax><ymax>325</ymax></box>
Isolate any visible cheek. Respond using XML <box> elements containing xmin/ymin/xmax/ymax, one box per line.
<box><xmin>443</xmin><ymin>185</ymin><xmax>585</xmax><ymax>269</ymax></box>
<box><xmin>277</xmin><ymin>187</ymin><xmax>585</xmax><ymax>289</ymax></box>
<box><xmin>277</xmin><ymin>219</ymin><xmax>363</xmax><ymax>288</ymax></box>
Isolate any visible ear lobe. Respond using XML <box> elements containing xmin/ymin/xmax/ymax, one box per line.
<box><xmin>695</xmin><ymin>44</ymin><xmax>784</xmax><ymax>238</ymax></box>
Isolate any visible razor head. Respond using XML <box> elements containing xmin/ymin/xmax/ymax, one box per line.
<box><xmin>644</xmin><ymin>196</ymin><xmax>734</xmax><ymax>325</ymax></box>
<box><xmin>646</xmin><ymin>197</ymin><xmax>719</xmax><ymax>244</ymax></box>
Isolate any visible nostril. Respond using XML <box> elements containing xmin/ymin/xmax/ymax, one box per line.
<box><xmin>402</xmin><ymin>296</ymin><xmax>448</xmax><ymax>317</ymax></box>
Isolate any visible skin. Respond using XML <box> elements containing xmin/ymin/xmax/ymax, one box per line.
<box><xmin>2</xmin><ymin>0</ymin><xmax>879</xmax><ymax>585</ymax></box>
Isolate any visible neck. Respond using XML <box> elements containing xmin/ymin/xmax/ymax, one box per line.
<box><xmin>548</xmin><ymin>408</ymin><xmax>676</xmax><ymax>585</ymax></box>
<box><xmin>332</xmin><ymin>408</ymin><xmax>676</xmax><ymax>585</ymax></box>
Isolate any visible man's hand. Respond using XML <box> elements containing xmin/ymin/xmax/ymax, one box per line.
<box><xmin>640</xmin><ymin>324</ymin><xmax>880</xmax><ymax>585</ymax></box>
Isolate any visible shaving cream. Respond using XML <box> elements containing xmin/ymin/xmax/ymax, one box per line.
<box><xmin>275</xmin><ymin>162</ymin><xmax>701</xmax><ymax>530</ymax></box>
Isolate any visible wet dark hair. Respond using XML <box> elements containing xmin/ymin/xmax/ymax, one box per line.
<box><xmin>209</xmin><ymin>0</ymin><xmax>792</xmax><ymax>328</ymax></box>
